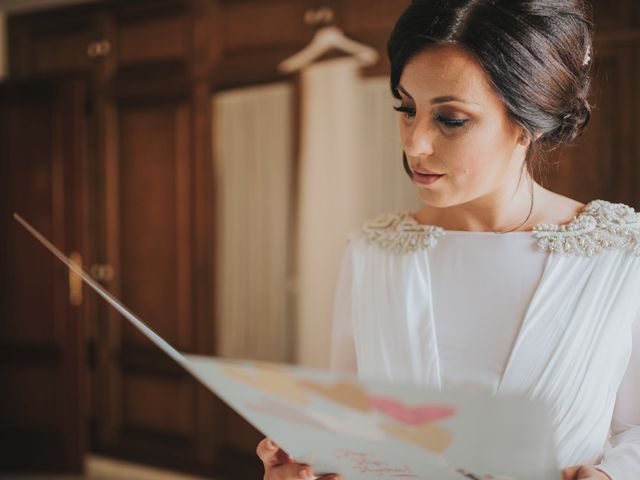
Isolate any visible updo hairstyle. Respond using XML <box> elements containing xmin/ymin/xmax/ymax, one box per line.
<box><xmin>387</xmin><ymin>0</ymin><xmax>594</xmax><ymax>180</ymax></box>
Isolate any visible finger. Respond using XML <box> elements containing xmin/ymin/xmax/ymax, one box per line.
<box><xmin>562</xmin><ymin>466</ymin><xmax>580</xmax><ymax>480</ymax></box>
<box><xmin>258</xmin><ymin>438</ymin><xmax>296</xmax><ymax>469</ymax></box>
<box><xmin>593</xmin><ymin>467</ymin><xmax>613</xmax><ymax>480</ymax></box>
<box><xmin>267</xmin><ymin>462</ymin><xmax>314</xmax><ymax>480</ymax></box>
<box><xmin>257</xmin><ymin>438</ymin><xmax>280</xmax><ymax>465</ymax></box>
<box><xmin>575</xmin><ymin>469</ymin><xmax>598</xmax><ymax>480</ymax></box>
<box><xmin>274</xmin><ymin>447</ymin><xmax>295</xmax><ymax>464</ymax></box>
<box><xmin>317</xmin><ymin>474</ymin><xmax>342</xmax><ymax>480</ymax></box>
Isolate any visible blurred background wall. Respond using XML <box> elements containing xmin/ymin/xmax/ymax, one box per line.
<box><xmin>0</xmin><ymin>0</ymin><xmax>638</xmax><ymax>478</ymax></box>
<box><xmin>0</xmin><ymin>12</ymin><xmax>6</xmax><ymax>80</ymax></box>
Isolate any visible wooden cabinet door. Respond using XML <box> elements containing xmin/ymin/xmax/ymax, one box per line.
<box><xmin>84</xmin><ymin>1</ymin><xmax>217</xmax><ymax>475</ymax></box>
<box><xmin>0</xmin><ymin>78</ymin><xmax>87</xmax><ymax>473</ymax></box>
<box><xmin>91</xmin><ymin>88</ymin><xmax>263</xmax><ymax>477</ymax></box>
<box><xmin>94</xmin><ymin>96</ymin><xmax>202</xmax><ymax>455</ymax></box>
<box><xmin>8</xmin><ymin>6</ymin><xmax>100</xmax><ymax>79</ymax></box>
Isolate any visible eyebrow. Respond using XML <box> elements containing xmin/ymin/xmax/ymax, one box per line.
<box><xmin>397</xmin><ymin>83</ymin><xmax>479</xmax><ymax>106</ymax></box>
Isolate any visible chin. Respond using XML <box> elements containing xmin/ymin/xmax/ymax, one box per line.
<box><xmin>415</xmin><ymin>188</ymin><xmax>457</xmax><ymax>209</ymax></box>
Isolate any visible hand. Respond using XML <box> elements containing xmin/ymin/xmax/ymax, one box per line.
<box><xmin>561</xmin><ymin>465</ymin><xmax>612</xmax><ymax>480</ymax></box>
<box><xmin>256</xmin><ymin>437</ymin><xmax>342</xmax><ymax>480</ymax></box>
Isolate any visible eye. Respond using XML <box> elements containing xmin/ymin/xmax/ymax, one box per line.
<box><xmin>393</xmin><ymin>105</ymin><xmax>415</xmax><ymax>119</ymax></box>
<box><xmin>435</xmin><ymin>113</ymin><xmax>469</xmax><ymax>129</ymax></box>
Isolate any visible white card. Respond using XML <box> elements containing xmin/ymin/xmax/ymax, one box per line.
<box><xmin>14</xmin><ymin>213</ymin><xmax>561</xmax><ymax>480</ymax></box>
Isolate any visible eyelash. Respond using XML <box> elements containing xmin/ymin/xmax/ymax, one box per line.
<box><xmin>392</xmin><ymin>106</ymin><xmax>469</xmax><ymax>129</ymax></box>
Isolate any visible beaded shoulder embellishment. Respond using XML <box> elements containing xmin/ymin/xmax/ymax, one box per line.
<box><xmin>532</xmin><ymin>199</ymin><xmax>640</xmax><ymax>256</ymax></box>
<box><xmin>361</xmin><ymin>200</ymin><xmax>640</xmax><ymax>256</ymax></box>
<box><xmin>361</xmin><ymin>211</ymin><xmax>444</xmax><ymax>254</ymax></box>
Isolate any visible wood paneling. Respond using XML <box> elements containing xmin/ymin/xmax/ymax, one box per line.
<box><xmin>122</xmin><ymin>373</ymin><xmax>195</xmax><ymax>437</ymax></box>
<box><xmin>118</xmin><ymin>15</ymin><xmax>189</xmax><ymax>65</ymax></box>
<box><xmin>222</xmin><ymin>0</ymin><xmax>314</xmax><ymax>52</ymax></box>
<box><xmin>88</xmin><ymin>5</ymin><xmax>227</xmax><ymax>466</ymax></box>
<box><xmin>8</xmin><ymin>8</ymin><xmax>99</xmax><ymax>78</ymax></box>
<box><xmin>5</xmin><ymin>1</ymin><xmax>225</xmax><ymax>476</ymax></box>
<box><xmin>116</xmin><ymin>103</ymin><xmax>192</xmax><ymax>349</ymax></box>
<box><xmin>341</xmin><ymin>0</ymin><xmax>409</xmax><ymax>33</ymax></box>
<box><xmin>0</xmin><ymin>79</ymin><xmax>86</xmax><ymax>472</ymax></box>
<box><xmin>112</xmin><ymin>62</ymin><xmax>191</xmax><ymax>101</ymax></box>
<box><xmin>592</xmin><ymin>0</ymin><xmax>640</xmax><ymax>32</ymax></box>
<box><xmin>32</xmin><ymin>27</ymin><xmax>96</xmax><ymax>75</ymax></box>
<box><xmin>95</xmin><ymin>94</ymin><xmax>210</xmax><ymax>468</ymax></box>
<box><xmin>2</xmin><ymin>365</ymin><xmax>61</xmax><ymax>427</ymax></box>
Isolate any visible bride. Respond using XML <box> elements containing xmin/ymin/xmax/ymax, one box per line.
<box><xmin>258</xmin><ymin>1</ymin><xmax>640</xmax><ymax>479</ymax></box>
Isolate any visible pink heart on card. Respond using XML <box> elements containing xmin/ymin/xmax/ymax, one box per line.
<box><xmin>369</xmin><ymin>396</ymin><xmax>456</xmax><ymax>426</ymax></box>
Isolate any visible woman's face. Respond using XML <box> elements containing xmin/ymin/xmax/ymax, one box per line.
<box><xmin>396</xmin><ymin>45</ymin><xmax>530</xmax><ymax>208</ymax></box>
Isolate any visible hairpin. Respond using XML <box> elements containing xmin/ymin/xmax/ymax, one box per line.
<box><xmin>583</xmin><ymin>45</ymin><xmax>592</xmax><ymax>66</ymax></box>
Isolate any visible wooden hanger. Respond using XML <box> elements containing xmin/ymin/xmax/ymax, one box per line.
<box><xmin>278</xmin><ymin>25</ymin><xmax>379</xmax><ymax>73</ymax></box>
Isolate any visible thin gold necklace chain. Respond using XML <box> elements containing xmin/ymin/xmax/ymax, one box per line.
<box><xmin>495</xmin><ymin>176</ymin><xmax>535</xmax><ymax>234</ymax></box>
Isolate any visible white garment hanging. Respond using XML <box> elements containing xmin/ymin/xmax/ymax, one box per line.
<box><xmin>329</xmin><ymin>200</ymin><xmax>640</xmax><ymax>479</ymax></box>
<box><xmin>295</xmin><ymin>57</ymin><xmax>367</xmax><ymax>367</ymax></box>
<box><xmin>212</xmin><ymin>83</ymin><xmax>294</xmax><ymax>361</ymax></box>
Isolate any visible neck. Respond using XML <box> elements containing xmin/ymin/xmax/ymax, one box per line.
<box><xmin>419</xmin><ymin>176</ymin><xmax>541</xmax><ymax>233</ymax></box>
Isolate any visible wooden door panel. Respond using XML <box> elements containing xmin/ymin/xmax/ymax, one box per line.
<box><xmin>221</xmin><ymin>0</ymin><xmax>315</xmax><ymax>52</ymax></box>
<box><xmin>211</xmin><ymin>0</ymin><xmax>326</xmax><ymax>87</ymax></box>
<box><xmin>8</xmin><ymin>10</ymin><xmax>99</xmax><ymax>78</ymax></box>
<box><xmin>341</xmin><ymin>0</ymin><xmax>409</xmax><ymax>33</ymax></box>
<box><xmin>117</xmin><ymin>104</ymin><xmax>192</xmax><ymax>350</ymax></box>
<box><xmin>1</xmin><ymin>98</ymin><xmax>57</xmax><ymax>344</ymax></box>
<box><xmin>122</xmin><ymin>372</ymin><xmax>196</xmax><ymax>438</ymax></box>
<box><xmin>92</xmin><ymin>95</ymin><xmax>215</xmax><ymax>471</ymax></box>
<box><xmin>0</xmin><ymin>79</ymin><xmax>86</xmax><ymax>473</ymax></box>
<box><xmin>118</xmin><ymin>15</ymin><xmax>189</xmax><ymax>65</ymax></box>
<box><xmin>592</xmin><ymin>0</ymin><xmax>640</xmax><ymax>31</ymax></box>
<box><xmin>32</xmin><ymin>28</ymin><xmax>96</xmax><ymax>75</ymax></box>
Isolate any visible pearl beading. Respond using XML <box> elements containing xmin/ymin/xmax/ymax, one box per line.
<box><xmin>362</xmin><ymin>211</ymin><xmax>445</xmax><ymax>254</ymax></box>
<box><xmin>361</xmin><ymin>200</ymin><xmax>640</xmax><ymax>256</ymax></box>
<box><xmin>532</xmin><ymin>199</ymin><xmax>640</xmax><ymax>256</ymax></box>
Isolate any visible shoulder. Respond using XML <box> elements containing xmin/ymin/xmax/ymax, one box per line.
<box><xmin>532</xmin><ymin>199</ymin><xmax>640</xmax><ymax>256</ymax></box>
<box><xmin>530</xmin><ymin>191</ymin><xmax>586</xmax><ymax>227</ymax></box>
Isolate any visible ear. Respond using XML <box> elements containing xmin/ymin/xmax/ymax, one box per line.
<box><xmin>517</xmin><ymin>131</ymin><xmax>531</xmax><ymax>146</ymax></box>
<box><xmin>517</xmin><ymin>129</ymin><xmax>543</xmax><ymax>146</ymax></box>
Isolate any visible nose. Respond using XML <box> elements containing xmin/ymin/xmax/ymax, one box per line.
<box><xmin>403</xmin><ymin>119</ymin><xmax>435</xmax><ymax>158</ymax></box>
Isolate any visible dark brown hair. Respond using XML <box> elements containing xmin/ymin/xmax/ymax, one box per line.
<box><xmin>387</xmin><ymin>0</ymin><xmax>594</xmax><ymax>181</ymax></box>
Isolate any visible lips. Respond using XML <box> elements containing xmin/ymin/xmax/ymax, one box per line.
<box><xmin>411</xmin><ymin>167</ymin><xmax>445</xmax><ymax>186</ymax></box>
<box><xmin>412</xmin><ymin>167</ymin><xmax>443</xmax><ymax>175</ymax></box>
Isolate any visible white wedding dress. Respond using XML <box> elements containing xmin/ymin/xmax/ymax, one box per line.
<box><xmin>329</xmin><ymin>199</ymin><xmax>640</xmax><ymax>479</ymax></box>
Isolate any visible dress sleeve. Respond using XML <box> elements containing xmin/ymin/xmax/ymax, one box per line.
<box><xmin>593</xmin><ymin>308</ymin><xmax>640</xmax><ymax>479</ymax></box>
<box><xmin>328</xmin><ymin>239</ymin><xmax>358</xmax><ymax>373</ymax></box>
